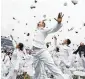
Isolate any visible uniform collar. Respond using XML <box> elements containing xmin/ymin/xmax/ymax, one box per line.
<box><xmin>37</xmin><ymin>27</ymin><xmax>44</xmax><ymax>30</ymax></box>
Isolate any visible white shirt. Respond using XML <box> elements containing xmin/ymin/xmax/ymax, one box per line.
<box><xmin>59</xmin><ymin>45</ymin><xmax>71</xmax><ymax>57</ymax></box>
<box><xmin>48</xmin><ymin>36</ymin><xmax>57</xmax><ymax>51</ymax></box>
<box><xmin>58</xmin><ymin>45</ymin><xmax>73</xmax><ymax>66</ymax></box>
<box><xmin>4</xmin><ymin>55</ymin><xmax>11</xmax><ymax>67</ymax></box>
<box><xmin>32</xmin><ymin>19</ymin><xmax>62</xmax><ymax>48</ymax></box>
<box><xmin>11</xmin><ymin>49</ymin><xmax>26</xmax><ymax>71</ymax></box>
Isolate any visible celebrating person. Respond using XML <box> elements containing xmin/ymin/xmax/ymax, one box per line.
<box><xmin>73</xmin><ymin>42</ymin><xmax>85</xmax><ymax>68</ymax></box>
<box><xmin>7</xmin><ymin>43</ymin><xmax>26</xmax><ymax>79</ymax></box>
<box><xmin>31</xmin><ymin>12</ymin><xmax>65</xmax><ymax>79</ymax></box>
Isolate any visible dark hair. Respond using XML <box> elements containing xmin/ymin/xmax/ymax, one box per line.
<box><xmin>18</xmin><ymin>43</ymin><xmax>24</xmax><ymax>51</ymax></box>
<box><xmin>4</xmin><ymin>50</ymin><xmax>7</xmax><ymax>53</ymax></box>
<box><xmin>37</xmin><ymin>21</ymin><xmax>45</xmax><ymax>27</ymax></box>
<box><xmin>67</xmin><ymin>39</ymin><xmax>71</xmax><ymax>45</ymax></box>
<box><xmin>56</xmin><ymin>47</ymin><xmax>59</xmax><ymax>52</ymax></box>
<box><xmin>42</xmin><ymin>22</ymin><xmax>45</xmax><ymax>27</ymax></box>
<box><xmin>46</xmin><ymin>44</ymin><xmax>49</xmax><ymax>48</ymax></box>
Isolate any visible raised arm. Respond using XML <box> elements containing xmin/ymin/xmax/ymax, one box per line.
<box><xmin>43</xmin><ymin>12</ymin><xmax>64</xmax><ymax>34</ymax></box>
<box><xmin>10</xmin><ymin>35</ymin><xmax>17</xmax><ymax>48</ymax></box>
<box><xmin>73</xmin><ymin>47</ymin><xmax>79</xmax><ymax>54</ymax></box>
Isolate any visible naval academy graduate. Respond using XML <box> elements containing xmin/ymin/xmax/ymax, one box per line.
<box><xmin>31</xmin><ymin>13</ymin><xmax>65</xmax><ymax>79</ymax></box>
<box><xmin>6</xmin><ymin>43</ymin><xmax>26</xmax><ymax>79</ymax></box>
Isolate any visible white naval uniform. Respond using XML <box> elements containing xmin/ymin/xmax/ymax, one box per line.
<box><xmin>47</xmin><ymin>36</ymin><xmax>60</xmax><ymax>67</ymax></box>
<box><xmin>23</xmin><ymin>54</ymin><xmax>34</xmax><ymax>76</ymax></box>
<box><xmin>1</xmin><ymin>53</ymin><xmax>11</xmax><ymax>79</ymax></box>
<box><xmin>48</xmin><ymin>36</ymin><xmax>57</xmax><ymax>57</ymax></box>
<box><xmin>32</xmin><ymin>19</ymin><xmax>65</xmax><ymax>79</ymax></box>
<box><xmin>58</xmin><ymin>45</ymin><xmax>73</xmax><ymax>64</ymax></box>
<box><xmin>1</xmin><ymin>53</ymin><xmax>6</xmax><ymax>76</ymax></box>
<box><xmin>56</xmin><ymin>45</ymin><xmax>73</xmax><ymax>79</ymax></box>
<box><xmin>48</xmin><ymin>39</ymin><xmax>73</xmax><ymax>79</ymax></box>
<box><xmin>3</xmin><ymin>55</ymin><xmax>11</xmax><ymax>75</ymax></box>
<box><xmin>7</xmin><ymin>49</ymin><xmax>26</xmax><ymax>79</ymax></box>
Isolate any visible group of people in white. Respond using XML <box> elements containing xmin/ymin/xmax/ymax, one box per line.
<box><xmin>1</xmin><ymin>12</ymin><xmax>85</xmax><ymax>79</ymax></box>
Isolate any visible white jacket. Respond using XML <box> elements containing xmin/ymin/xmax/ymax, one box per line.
<box><xmin>32</xmin><ymin>19</ymin><xmax>62</xmax><ymax>48</ymax></box>
<box><xmin>4</xmin><ymin>55</ymin><xmax>11</xmax><ymax>67</ymax></box>
<box><xmin>58</xmin><ymin>45</ymin><xmax>73</xmax><ymax>66</ymax></box>
<box><xmin>11</xmin><ymin>49</ymin><xmax>26</xmax><ymax>71</ymax></box>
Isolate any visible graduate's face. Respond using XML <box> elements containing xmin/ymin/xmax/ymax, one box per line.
<box><xmin>63</xmin><ymin>39</ymin><xmax>67</xmax><ymax>44</ymax></box>
<box><xmin>16</xmin><ymin>44</ymin><xmax>19</xmax><ymax>49</ymax></box>
<box><xmin>37</xmin><ymin>21</ymin><xmax>45</xmax><ymax>28</ymax></box>
<box><xmin>80</xmin><ymin>42</ymin><xmax>84</xmax><ymax>46</ymax></box>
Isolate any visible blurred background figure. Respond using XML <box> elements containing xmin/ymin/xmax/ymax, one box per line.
<box><xmin>54</xmin><ymin>39</ymin><xmax>72</xmax><ymax>79</ymax></box>
<box><xmin>73</xmin><ymin>42</ymin><xmax>85</xmax><ymax>69</ymax></box>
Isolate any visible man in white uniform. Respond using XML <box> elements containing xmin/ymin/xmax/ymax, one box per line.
<box><xmin>47</xmin><ymin>36</ymin><xmax>57</xmax><ymax>57</ymax></box>
<box><xmin>55</xmin><ymin>39</ymin><xmax>73</xmax><ymax>79</ymax></box>
<box><xmin>31</xmin><ymin>13</ymin><xmax>65</xmax><ymax>79</ymax></box>
<box><xmin>59</xmin><ymin>39</ymin><xmax>72</xmax><ymax>65</ymax></box>
<box><xmin>1</xmin><ymin>52</ymin><xmax>11</xmax><ymax>79</ymax></box>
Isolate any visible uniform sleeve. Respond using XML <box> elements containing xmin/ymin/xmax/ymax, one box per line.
<box><xmin>10</xmin><ymin>35</ymin><xmax>17</xmax><ymax>48</ymax></box>
<box><xmin>73</xmin><ymin>47</ymin><xmax>79</xmax><ymax>54</ymax></box>
<box><xmin>12</xmin><ymin>39</ymin><xmax>17</xmax><ymax>48</ymax></box>
<box><xmin>53</xmin><ymin>36</ymin><xmax>57</xmax><ymax>49</ymax></box>
<box><xmin>43</xmin><ymin>19</ymin><xmax>62</xmax><ymax>34</ymax></box>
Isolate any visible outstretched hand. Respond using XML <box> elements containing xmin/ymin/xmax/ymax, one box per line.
<box><xmin>54</xmin><ymin>12</ymin><xmax>64</xmax><ymax>23</ymax></box>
